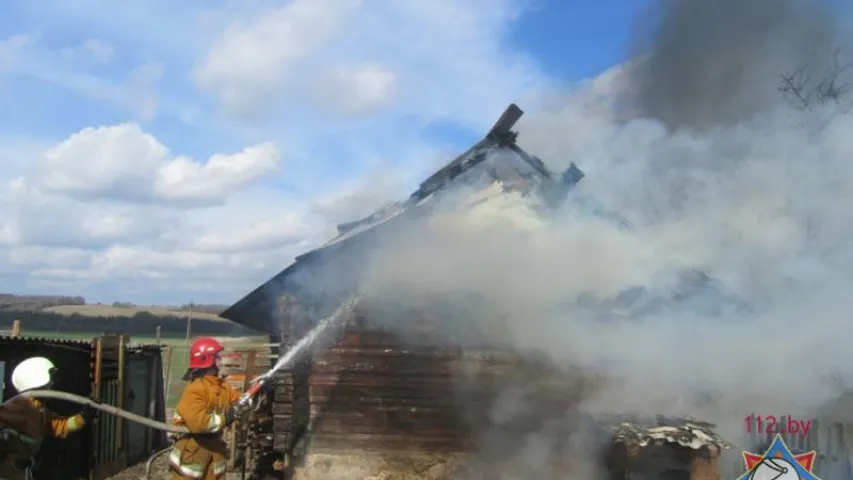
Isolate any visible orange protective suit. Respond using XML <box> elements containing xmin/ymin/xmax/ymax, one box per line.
<box><xmin>169</xmin><ymin>374</ymin><xmax>240</xmax><ymax>479</ymax></box>
<box><xmin>0</xmin><ymin>397</ymin><xmax>86</xmax><ymax>480</ymax></box>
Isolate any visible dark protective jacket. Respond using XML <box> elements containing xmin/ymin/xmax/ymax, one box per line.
<box><xmin>0</xmin><ymin>397</ymin><xmax>85</xmax><ymax>480</ymax></box>
<box><xmin>169</xmin><ymin>374</ymin><xmax>240</xmax><ymax>480</ymax></box>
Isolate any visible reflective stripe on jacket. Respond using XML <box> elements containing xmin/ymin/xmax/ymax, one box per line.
<box><xmin>169</xmin><ymin>374</ymin><xmax>240</xmax><ymax>480</ymax></box>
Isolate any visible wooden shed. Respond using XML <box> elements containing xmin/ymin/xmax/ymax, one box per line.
<box><xmin>218</xmin><ymin>103</ymin><xmax>744</xmax><ymax>478</ymax></box>
<box><xmin>0</xmin><ymin>334</ymin><xmax>169</xmax><ymax>479</ymax></box>
<box><xmin>220</xmin><ymin>104</ymin><xmax>591</xmax><ymax>477</ymax></box>
<box><xmin>219</xmin><ymin>103</ymin><xmax>749</xmax><ymax>480</ymax></box>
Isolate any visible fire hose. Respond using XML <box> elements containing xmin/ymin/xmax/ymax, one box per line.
<box><xmin>231</xmin><ymin>294</ymin><xmax>361</xmax><ymax>409</ymax></box>
<box><xmin>1</xmin><ymin>294</ymin><xmax>361</xmax><ymax>477</ymax></box>
<box><xmin>3</xmin><ymin>390</ymin><xmax>190</xmax><ymax>433</ymax></box>
<box><xmin>145</xmin><ymin>446</ymin><xmax>173</xmax><ymax>479</ymax></box>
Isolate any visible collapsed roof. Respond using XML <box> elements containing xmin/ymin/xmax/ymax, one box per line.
<box><xmin>220</xmin><ymin>104</ymin><xmax>748</xmax><ymax>334</ymax></box>
<box><xmin>220</xmin><ymin>104</ymin><xmax>584</xmax><ymax>334</ymax></box>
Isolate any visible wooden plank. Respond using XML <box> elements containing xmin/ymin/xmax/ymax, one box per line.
<box><xmin>308</xmin><ymin>381</ymin><xmax>495</xmax><ymax>398</ymax></box>
<box><xmin>311</xmin><ymin>416</ymin><xmax>470</xmax><ymax>435</ymax></box>
<box><xmin>307</xmin><ymin>434</ymin><xmax>475</xmax><ymax>453</ymax></box>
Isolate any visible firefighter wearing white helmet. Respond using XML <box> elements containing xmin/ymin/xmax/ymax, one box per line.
<box><xmin>11</xmin><ymin>357</ymin><xmax>56</xmax><ymax>392</ymax></box>
<box><xmin>0</xmin><ymin>356</ymin><xmax>90</xmax><ymax>480</ymax></box>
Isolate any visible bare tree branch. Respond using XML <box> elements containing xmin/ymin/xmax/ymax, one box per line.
<box><xmin>779</xmin><ymin>47</ymin><xmax>853</xmax><ymax>110</ymax></box>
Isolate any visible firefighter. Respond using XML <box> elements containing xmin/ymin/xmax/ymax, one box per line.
<box><xmin>169</xmin><ymin>337</ymin><xmax>243</xmax><ymax>480</ymax></box>
<box><xmin>0</xmin><ymin>356</ymin><xmax>90</xmax><ymax>480</ymax></box>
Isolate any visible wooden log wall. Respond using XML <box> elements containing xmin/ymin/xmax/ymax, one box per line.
<box><xmin>300</xmin><ymin>327</ymin><xmax>592</xmax><ymax>456</ymax></box>
<box><xmin>262</xmin><ymin>297</ymin><xmax>602</xmax><ymax>478</ymax></box>
<box><xmin>264</xmin><ymin>295</ymin><xmax>315</xmax><ymax>476</ymax></box>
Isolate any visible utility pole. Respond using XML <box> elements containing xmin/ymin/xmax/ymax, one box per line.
<box><xmin>184</xmin><ymin>300</ymin><xmax>194</xmax><ymax>360</ymax></box>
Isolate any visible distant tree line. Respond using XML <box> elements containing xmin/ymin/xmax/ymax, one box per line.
<box><xmin>108</xmin><ymin>301</ymin><xmax>226</xmax><ymax>314</ymax></box>
<box><xmin>0</xmin><ymin>294</ymin><xmax>86</xmax><ymax>311</ymax></box>
<box><xmin>177</xmin><ymin>303</ymin><xmax>229</xmax><ymax>315</ymax></box>
<box><xmin>0</xmin><ymin>310</ymin><xmax>259</xmax><ymax>337</ymax></box>
<box><xmin>0</xmin><ymin>294</ymin><xmax>228</xmax><ymax>316</ymax></box>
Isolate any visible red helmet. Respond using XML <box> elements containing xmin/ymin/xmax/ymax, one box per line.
<box><xmin>188</xmin><ymin>337</ymin><xmax>224</xmax><ymax>369</ymax></box>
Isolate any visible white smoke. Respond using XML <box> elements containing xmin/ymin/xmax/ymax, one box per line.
<box><xmin>348</xmin><ymin>97</ymin><xmax>853</xmax><ymax>478</ymax></box>
<box><xmin>285</xmin><ymin>1</ymin><xmax>853</xmax><ymax>477</ymax></box>
<box><xmin>299</xmin><ymin>2</ymin><xmax>853</xmax><ymax>478</ymax></box>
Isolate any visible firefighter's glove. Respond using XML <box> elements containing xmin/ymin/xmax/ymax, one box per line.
<box><xmin>14</xmin><ymin>458</ymin><xmax>34</xmax><ymax>471</ymax></box>
<box><xmin>79</xmin><ymin>405</ymin><xmax>95</xmax><ymax>424</ymax></box>
<box><xmin>224</xmin><ymin>406</ymin><xmax>238</xmax><ymax>426</ymax></box>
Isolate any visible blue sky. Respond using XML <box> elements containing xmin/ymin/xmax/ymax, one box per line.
<box><xmin>0</xmin><ymin>0</ymin><xmax>648</xmax><ymax>305</ymax></box>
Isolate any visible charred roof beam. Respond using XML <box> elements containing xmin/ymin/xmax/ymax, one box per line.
<box><xmin>412</xmin><ymin>104</ymin><xmax>526</xmax><ymax>201</ymax></box>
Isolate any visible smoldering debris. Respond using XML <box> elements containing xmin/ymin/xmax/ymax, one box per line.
<box><xmin>604</xmin><ymin>416</ymin><xmax>733</xmax><ymax>452</ymax></box>
<box><xmin>375</xmin><ymin>110</ymin><xmax>851</xmax><ymax>406</ymax></box>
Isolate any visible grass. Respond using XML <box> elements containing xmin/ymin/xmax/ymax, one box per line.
<box><xmin>17</xmin><ymin>331</ymin><xmax>269</xmax><ymax>408</ymax></box>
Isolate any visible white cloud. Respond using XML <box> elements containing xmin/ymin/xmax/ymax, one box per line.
<box><xmin>153</xmin><ymin>142</ymin><xmax>279</xmax><ymax>202</ymax></box>
<box><xmin>0</xmin><ymin>0</ymin><xmax>557</xmax><ymax>304</ymax></box>
<box><xmin>194</xmin><ymin>0</ymin><xmax>363</xmax><ymax>117</ymax></box>
<box><xmin>194</xmin><ymin>0</ymin><xmax>548</xmax><ymax>126</ymax></box>
<box><xmin>0</xmin><ymin>123</ymin><xmax>315</xmax><ymax>300</ymax></box>
<box><xmin>35</xmin><ymin>123</ymin><xmax>279</xmax><ymax>206</ymax></box>
<box><xmin>59</xmin><ymin>38</ymin><xmax>115</xmax><ymax>66</ymax></box>
<box><xmin>3</xmin><ymin>176</ymin><xmax>183</xmax><ymax>249</ymax></box>
<box><xmin>0</xmin><ymin>32</ymin><xmax>162</xmax><ymax>120</ymax></box>
<box><xmin>311</xmin><ymin>64</ymin><xmax>397</xmax><ymax>116</ymax></box>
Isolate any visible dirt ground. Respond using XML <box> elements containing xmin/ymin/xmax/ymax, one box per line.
<box><xmin>104</xmin><ymin>452</ymin><xmax>588</xmax><ymax>479</ymax></box>
<box><xmin>290</xmin><ymin>453</ymin><xmax>463</xmax><ymax>480</ymax></box>
<box><xmin>104</xmin><ymin>455</ymin><xmax>170</xmax><ymax>480</ymax></box>
<box><xmin>105</xmin><ymin>456</ymin><xmax>245</xmax><ymax>480</ymax></box>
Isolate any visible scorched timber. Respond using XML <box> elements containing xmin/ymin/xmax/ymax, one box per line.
<box><xmin>297</xmin><ymin>327</ymin><xmax>593</xmax><ymax>456</ymax></box>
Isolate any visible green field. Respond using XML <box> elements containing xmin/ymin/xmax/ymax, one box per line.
<box><xmin>17</xmin><ymin>331</ymin><xmax>267</xmax><ymax>407</ymax></box>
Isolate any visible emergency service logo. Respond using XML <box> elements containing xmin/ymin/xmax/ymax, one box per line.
<box><xmin>736</xmin><ymin>434</ymin><xmax>819</xmax><ymax>480</ymax></box>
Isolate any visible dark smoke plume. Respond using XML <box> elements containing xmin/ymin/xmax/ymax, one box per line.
<box><xmin>628</xmin><ymin>0</ymin><xmax>841</xmax><ymax>131</ymax></box>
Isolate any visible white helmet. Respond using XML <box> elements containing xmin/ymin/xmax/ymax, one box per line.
<box><xmin>11</xmin><ymin>357</ymin><xmax>56</xmax><ymax>392</ymax></box>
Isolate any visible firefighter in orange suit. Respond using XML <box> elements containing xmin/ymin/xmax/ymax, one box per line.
<box><xmin>169</xmin><ymin>337</ymin><xmax>243</xmax><ymax>479</ymax></box>
<box><xmin>0</xmin><ymin>356</ymin><xmax>89</xmax><ymax>480</ymax></box>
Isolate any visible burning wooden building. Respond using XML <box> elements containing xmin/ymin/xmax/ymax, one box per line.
<box><xmin>220</xmin><ymin>104</ymin><xmax>735</xmax><ymax>479</ymax></box>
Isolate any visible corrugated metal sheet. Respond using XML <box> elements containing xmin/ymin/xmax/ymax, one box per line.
<box><xmin>0</xmin><ymin>334</ymin><xmax>92</xmax><ymax>348</ymax></box>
